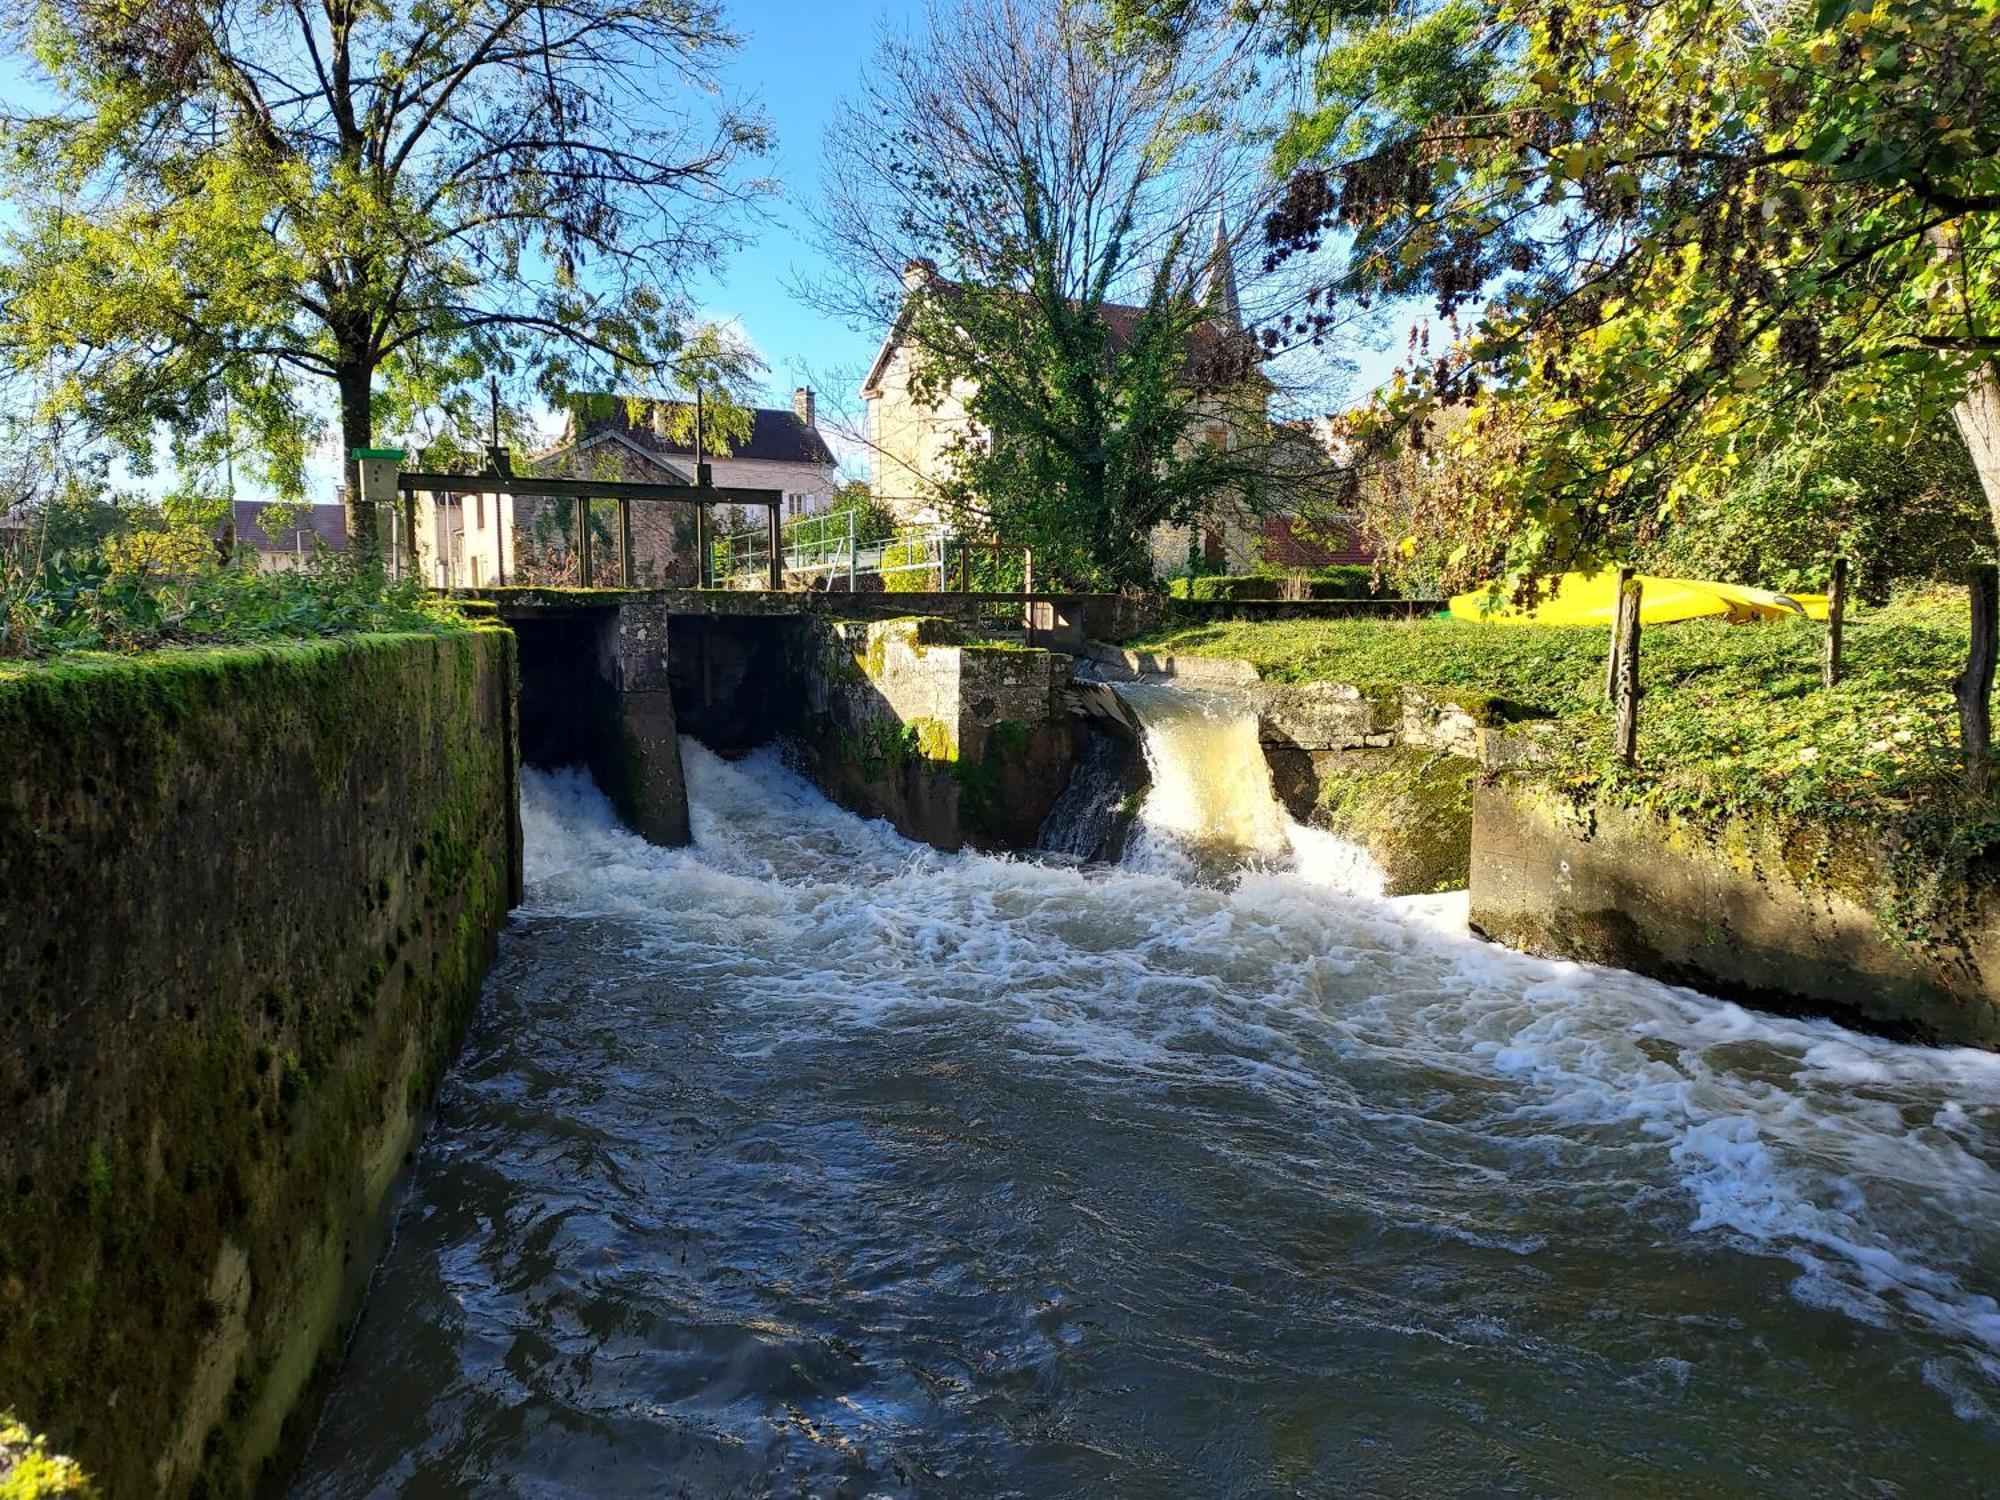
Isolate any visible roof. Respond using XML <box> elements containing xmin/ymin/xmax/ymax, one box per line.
<box><xmin>1262</xmin><ymin>514</ymin><xmax>1374</xmax><ymax>568</ymax></box>
<box><xmin>225</xmin><ymin>500</ymin><xmax>348</xmax><ymax>553</ymax></box>
<box><xmin>569</xmin><ymin>402</ymin><xmax>836</xmax><ymax>468</ymax></box>
<box><xmin>533</xmin><ymin>429</ymin><xmax>693</xmax><ymax>485</ymax></box>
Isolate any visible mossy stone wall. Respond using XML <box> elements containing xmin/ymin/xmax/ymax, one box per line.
<box><xmin>786</xmin><ymin>616</ymin><xmax>1074</xmax><ymax>851</ymax></box>
<box><xmin>0</xmin><ymin>629</ymin><xmax>518</xmax><ymax>1497</ymax></box>
<box><xmin>1469</xmin><ymin>781</ymin><xmax>2000</xmax><ymax>1048</ymax></box>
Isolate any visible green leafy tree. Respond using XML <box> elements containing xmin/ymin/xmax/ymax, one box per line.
<box><xmin>815</xmin><ymin>0</ymin><xmax>1350</xmax><ymax>589</ymax></box>
<box><xmin>1137</xmin><ymin>0</ymin><xmax>2000</xmax><ymax>581</ymax></box>
<box><xmin>0</xmin><ymin>0</ymin><xmax>769</xmax><ymax>554</ymax></box>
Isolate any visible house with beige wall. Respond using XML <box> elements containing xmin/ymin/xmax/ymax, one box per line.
<box><xmin>858</xmin><ymin>222</ymin><xmax>1280</xmax><ymax>577</ymax></box>
<box><xmin>413</xmin><ymin>388</ymin><xmax>839</xmax><ymax>587</ymax></box>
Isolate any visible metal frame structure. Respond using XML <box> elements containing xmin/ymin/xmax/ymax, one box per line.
<box><xmin>392</xmin><ymin>450</ymin><xmax>786</xmax><ymax>589</ymax></box>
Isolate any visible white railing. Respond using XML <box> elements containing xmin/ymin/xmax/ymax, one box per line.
<box><xmin>716</xmin><ymin>513</ymin><xmax>950</xmax><ymax>590</ymax></box>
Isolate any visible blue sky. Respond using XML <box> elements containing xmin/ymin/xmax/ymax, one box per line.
<box><xmin>682</xmin><ymin>0</ymin><xmax>926</xmax><ymax>445</ymax></box>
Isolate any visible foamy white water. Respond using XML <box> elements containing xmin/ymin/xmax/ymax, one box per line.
<box><xmin>530</xmin><ymin>750</ymin><xmax>2000</xmax><ymax>1401</ymax></box>
<box><xmin>298</xmin><ymin>743</ymin><xmax>2000</xmax><ymax>1497</ymax></box>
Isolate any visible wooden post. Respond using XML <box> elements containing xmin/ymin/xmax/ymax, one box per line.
<box><xmin>1613</xmin><ymin>574</ymin><xmax>1643</xmax><ymax>765</ymax></box>
<box><xmin>1957</xmin><ymin>564</ymin><xmax>1997</xmax><ymax>792</ymax></box>
<box><xmin>694</xmin><ymin>505</ymin><xmax>708</xmax><ymax>587</ymax></box>
<box><xmin>958</xmin><ymin>537</ymin><xmax>971</xmax><ymax>592</ymax></box>
<box><xmin>403</xmin><ymin>489</ymin><xmax>420</xmax><ymax>582</ymax></box>
<box><xmin>1822</xmin><ymin>555</ymin><xmax>1848</xmax><ymax>688</ymax></box>
<box><xmin>573</xmin><ymin>496</ymin><xmax>591</xmax><ymax>585</ymax></box>
<box><xmin>619</xmin><ymin>496</ymin><xmax>635</xmax><ymax>587</ymax></box>
<box><xmin>767</xmin><ymin>502</ymin><xmax>783</xmax><ymax>591</ymax></box>
<box><xmin>1605</xmin><ymin>564</ymin><xmax>1635</xmax><ymax>702</ymax></box>
<box><xmin>1023</xmin><ymin>547</ymin><xmax>1034</xmax><ymax>595</ymax></box>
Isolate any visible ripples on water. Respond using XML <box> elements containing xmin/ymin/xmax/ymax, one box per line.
<box><xmin>295</xmin><ymin>745</ymin><xmax>2000</xmax><ymax>1497</ymax></box>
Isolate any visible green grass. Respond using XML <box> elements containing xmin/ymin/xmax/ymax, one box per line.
<box><xmin>1132</xmin><ymin>590</ymin><xmax>1977</xmax><ymax>828</ymax></box>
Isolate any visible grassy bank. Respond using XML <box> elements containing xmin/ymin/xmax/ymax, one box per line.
<box><xmin>1132</xmin><ymin>590</ymin><xmax>1981</xmax><ymax>836</ymax></box>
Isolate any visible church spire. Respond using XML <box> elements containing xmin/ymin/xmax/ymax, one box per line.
<box><xmin>1206</xmin><ymin>211</ymin><xmax>1241</xmax><ymax>330</ymax></box>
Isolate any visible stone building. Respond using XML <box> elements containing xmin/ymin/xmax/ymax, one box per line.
<box><xmin>858</xmin><ymin>217</ymin><xmax>1284</xmax><ymax>577</ymax></box>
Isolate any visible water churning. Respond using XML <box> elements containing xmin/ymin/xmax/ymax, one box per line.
<box><xmin>295</xmin><ymin>719</ymin><xmax>2000</xmax><ymax>1496</ymax></box>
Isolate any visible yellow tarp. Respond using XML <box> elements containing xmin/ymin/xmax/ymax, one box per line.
<box><xmin>1448</xmin><ymin>572</ymin><xmax>1829</xmax><ymax>626</ymax></box>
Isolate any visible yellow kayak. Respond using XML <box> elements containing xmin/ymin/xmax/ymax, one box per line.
<box><xmin>1449</xmin><ymin>571</ymin><xmax>1829</xmax><ymax>626</ymax></box>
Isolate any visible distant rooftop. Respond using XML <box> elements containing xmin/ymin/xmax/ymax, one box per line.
<box><xmin>569</xmin><ymin>393</ymin><xmax>836</xmax><ymax>469</ymax></box>
<box><xmin>223</xmin><ymin>500</ymin><xmax>348</xmax><ymax>553</ymax></box>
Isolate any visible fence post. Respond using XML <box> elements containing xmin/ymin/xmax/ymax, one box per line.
<box><xmin>1957</xmin><ymin>564</ymin><xmax>1997</xmax><ymax>792</ymax></box>
<box><xmin>1604</xmin><ymin>564</ymin><xmax>1635</xmax><ymax>702</ymax></box>
<box><xmin>694</xmin><ymin>505</ymin><xmax>708</xmax><ymax>588</ymax></box>
<box><xmin>767</xmin><ymin>503</ymin><xmax>783</xmax><ymax>591</ymax></box>
<box><xmin>619</xmin><ymin>497</ymin><xmax>635</xmax><ymax>587</ymax></box>
<box><xmin>575</xmin><ymin>496</ymin><xmax>593</xmax><ymax>585</ymax></box>
<box><xmin>1023</xmin><ymin>547</ymin><xmax>1034</xmax><ymax>595</ymax></box>
<box><xmin>1824</xmin><ymin>556</ymin><xmax>1848</xmax><ymax>692</ymax></box>
<box><xmin>958</xmin><ymin>536</ymin><xmax>971</xmax><ymax>592</ymax></box>
<box><xmin>847</xmin><ymin>508</ymin><xmax>856</xmax><ymax>592</ymax></box>
<box><xmin>1613</xmin><ymin>574</ymin><xmax>1643</xmax><ymax>765</ymax></box>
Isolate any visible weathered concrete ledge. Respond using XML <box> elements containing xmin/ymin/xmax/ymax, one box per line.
<box><xmin>787</xmin><ymin>615</ymin><xmax>1076</xmax><ymax>850</ymax></box>
<box><xmin>509</xmin><ymin>593</ymin><xmax>690</xmax><ymax>845</ymax></box>
<box><xmin>0</xmin><ymin>629</ymin><xmax>519</xmax><ymax>1496</ymax></box>
<box><xmin>1469</xmin><ymin>780</ymin><xmax>2000</xmax><ymax>1048</ymax></box>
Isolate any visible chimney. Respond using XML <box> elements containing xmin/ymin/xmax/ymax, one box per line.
<box><xmin>794</xmin><ymin>386</ymin><xmax>816</xmax><ymax>428</ymax></box>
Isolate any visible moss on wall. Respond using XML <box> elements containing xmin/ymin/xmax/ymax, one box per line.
<box><xmin>0</xmin><ymin>629</ymin><xmax>517</xmax><ymax>1499</ymax></box>
<box><xmin>1266</xmin><ymin>746</ymin><xmax>1479</xmax><ymax>895</ymax></box>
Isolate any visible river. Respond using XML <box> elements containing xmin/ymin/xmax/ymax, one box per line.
<box><xmin>294</xmin><ymin>718</ymin><xmax>2000</xmax><ymax>1497</ymax></box>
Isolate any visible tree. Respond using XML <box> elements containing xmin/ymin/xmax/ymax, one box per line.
<box><xmin>1137</xmin><ymin>0</ymin><xmax>2000</xmax><ymax>580</ymax></box>
<box><xmin>813</xmin><ymin>0</ymin><xmax>1355</xmax><ymax>589</ymax></box>
<box><xmin>0</xmin><ymin>0</ymin><xmax>768</xmax><ymax>554</ymax></box>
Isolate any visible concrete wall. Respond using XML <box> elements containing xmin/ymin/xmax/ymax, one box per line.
<box><xmin>0</xmin><ymin>629</ymin><xmax>519</xmax><ymax>1497</ymax></box>
<box><xmin>787</xmin><ymin>615</ymin><xmax>1076</xmax><ymax>851</ymax></box>
<box><xmin>1469</xmin><ymin>781</ymin><xmax>2000</xmax><ymax>1049</ymax></box>
<box><xmin>505</xmin><ymin>595</ymin><xmax>691</xmax><ymax>846</ymax></box>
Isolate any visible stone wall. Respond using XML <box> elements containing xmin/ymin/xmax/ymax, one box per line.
<box><xmin>0</xmin><ymin>629</ymin><xmax>519</xmax><ymax>1497</ymax></box>
<box><xmin>495</xmin><ymin>594</ymin><xmax>691</xmax><ymax>846</ymax></box>
<box><xmin>787</xmin><ymin>615</ymin><xmax>1076</xmax><ymax>850</ymax></box>
<box><xmin>1469</xmin><ymin>781</ymin><xmax>2000</xmax><ymax>1048</ymax></box>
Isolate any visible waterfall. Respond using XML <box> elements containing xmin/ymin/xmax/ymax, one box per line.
<box><xmin>1035</xmin><ymin>726</ymin><xmax>1141</xmax><ymax>861</ymax></box>
<box><xmin>1113</xmin><ymin>680</ymin><xmax>1386</xmax><ymax>895</ymax></box>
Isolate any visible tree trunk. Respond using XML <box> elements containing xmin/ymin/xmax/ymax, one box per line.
<box><xmin>338</xmin><ymin>360</ymin><xmax>380</xmax><ymax>563</ymax></box>
<box><xmin>1955</xmin><ymin>359</ymin><xmax>2000</xmax><ymax>544</ymax></box>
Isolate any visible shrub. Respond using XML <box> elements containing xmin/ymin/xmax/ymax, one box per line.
<box><xmin>0</xmin><ymin>536</ymin><xmax>459</xmax><ymax>661</ymax></box>
<box><xmin>1168</xmin><ymin>566</ymin><xmax>1383</xmax><ymax>602</ymax></box>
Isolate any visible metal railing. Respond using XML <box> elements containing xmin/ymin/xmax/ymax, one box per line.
<box><xmin>715</xmin><ymin>513</ymin><xmax>951</xmax><ymax>590</ymax></box>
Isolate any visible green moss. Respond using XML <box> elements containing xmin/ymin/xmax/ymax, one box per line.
<box><xmin>0</xmin><ymin>631</ymin><xmax>512</xmax><ymax>1499</ymax></box>
<box><xmin>1303</xmin><ymin>748</ymin><xmax>1478</xmax><ymax>895</ymax></box>
<box><xmin>912</xmin><ymin>717</ymin><xmax>957</xmax><ymax>762</ymax></box>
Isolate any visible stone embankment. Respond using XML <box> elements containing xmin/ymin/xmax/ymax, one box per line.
<box><xmin>0</xmin><ymin>629</ymin><xmax>519</xmax><ymax>1497</ymax></box>
<box><xmin>1078</xmin><ymin>642</ymin><xmax>2000</xmax><ymax>1048</ymax></box>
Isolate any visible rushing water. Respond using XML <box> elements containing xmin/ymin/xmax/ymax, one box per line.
<box><xmin>296</xmin><ymin>712</ymin><xmax>2000</xmax><ymax>1497</ymax></box>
